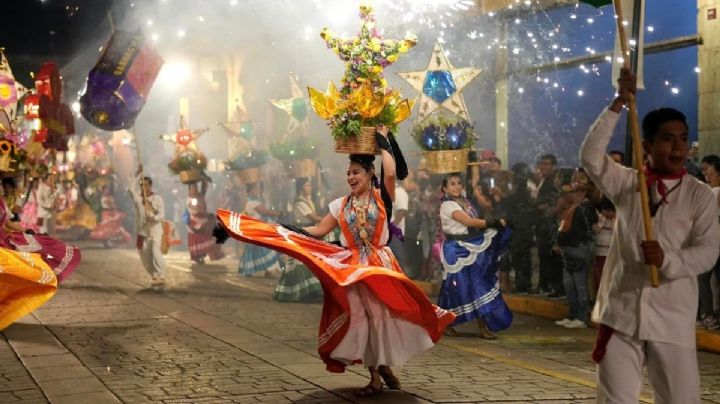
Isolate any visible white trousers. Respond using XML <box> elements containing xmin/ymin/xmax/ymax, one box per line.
<box><xmin>597</xmin><ymin>330</ymin><xmax>700</xmax><ymax>404</ymax></box>
<box><xmin>138</xmin><ymin>237</ymin><xmax>166</xmax><ymax>279</ymax></box>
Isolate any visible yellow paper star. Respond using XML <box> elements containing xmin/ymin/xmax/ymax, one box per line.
<box><xmin>397</xmin><ymin>41</ymin><xmax>483</xmax><ymax>122</ymax></box>
<box><xmin>269</xmin><ymin>75</ymin><xmax>309</xmax><ymax>136</ymax></box>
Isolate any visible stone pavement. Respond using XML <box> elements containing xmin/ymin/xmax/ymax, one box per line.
<box><xmin>1</xmin><ymin>242</ymin><xmax>720</xmax><ymax>403</ymax></box>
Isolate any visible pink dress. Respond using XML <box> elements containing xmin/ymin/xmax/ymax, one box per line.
<box><xmin>0</xmin><ymin>200</ymin><xmax>81</xmax><ymax>282</ymax></box>
<box><xmin>187</xmin><ymin>196</ymin><xmax>224</xmax><ymax>262</ymax></box>
<box><xmin>90</xmin><ymin>195</ymin><xmax>132</xmax><ymax>244</ymax></box>
<box><xmin>20</xmin><ymin>190</ymin><xmax>39</xmax><ymax>233</ymax></box>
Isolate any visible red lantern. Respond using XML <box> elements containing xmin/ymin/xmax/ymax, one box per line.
<box><xmin>35</xmin><ymin>63</ymin><xmax>62</xmax><ymax>105</ymax></box>
<box><xmin>175</xmin><ymin>129</ymin><xmax>193</xmax><ymax>146</ymax></box>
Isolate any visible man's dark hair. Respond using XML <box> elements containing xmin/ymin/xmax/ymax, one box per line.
<box><xmin>641</xmin><ymin>108</ymin><xmax>688</xmax><ymax>142</ymax></box>
<box><xmin>142</xmin><ymin>176</ymin><xmax>153</xmax><ymax>186</ymax></box>
<box><xmin>609</xmin><ymin>150</ymin><xmax>625</xmax><ymax>160</ymax></box>
<box><xmin>538</xmin><ymin>154</ymin><xmax>557</xmax><ymax>166</ymax></box>
<box><xmin>701</xmin><ymin>154</ymin><xmax>720</xmax><ymax>165</ymax></box>
<box><xmin>712</xmin><ymin>161</ymin><xmax>720</xmax><ymax>179</ymax></box>
<box><xmin>488</xmin><ymin>156</ymin><xmax>502</xmax><ymax>166</ymax></box>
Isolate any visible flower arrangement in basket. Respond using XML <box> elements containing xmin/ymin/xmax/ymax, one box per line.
<box><xmin>73</xmin><ymin>136</ymin><xmax>113</xmax><ymax>184</ymax></box>
<box><xmin>225</xmin><ymin>149</ymin><xmax>269</xmax><ymax>184</ymax></box>
<box><xmin>168</xmin><ymin>149</ymin><xmax>207</xmax><ymax>184</ymax></box>
<box><xmin>413</xmin><ymin>114</ymin><xmax>475</xmax><ymax>174</ymax></box>
<box><xmin>0</xmin><ymin>110</ymin><xmax>29</xmax><ymax>175</ymax></box>
<box><xmin>308</xmin><ymin>4</ymin><xmax>415</xmax><ymax>155</ymax></box>
<box><xmin>269</xmin><ymin>137</ymin><xmax>319</xmax><ymax>178</ymax></box>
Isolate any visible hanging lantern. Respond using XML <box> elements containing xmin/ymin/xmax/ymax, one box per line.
<box><xmin>79</xmin><ymin>30</ymin><xmax>164</xmax><ymax>131</ymax></box>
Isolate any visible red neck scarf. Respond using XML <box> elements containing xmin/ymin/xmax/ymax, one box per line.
<box><xmin>644</xmin><ymin>164</ymin><xmax>687</xmax><ymax>206</ymax></box>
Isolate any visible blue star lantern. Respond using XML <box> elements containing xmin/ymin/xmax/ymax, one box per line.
<box><xmin>398</xmin><ymin>41</ymin><xmax>483</xmax><ymax>122</ymax></box>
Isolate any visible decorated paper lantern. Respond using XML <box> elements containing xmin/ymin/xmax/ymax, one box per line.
<box><xmin>80</xmin><ymin>30</ymin><xmax>163</xmax><ymax>131</ymax></box>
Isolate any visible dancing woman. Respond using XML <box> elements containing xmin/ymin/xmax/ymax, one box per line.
<box><xmin>0</xmin><ymin>182</ymin><xmax>81</xmax><ymax>283</ymax></box>
<box><xmin>0</xmin><ymin>179</ymin><xmax>84</xmax><ymax>329</ymax></box>
<box><xmin>187</xmin><ymin>180</ymin><xmax>224</xmax><ymax>264</ymax></box>
<box><xmin>272</xmin><ymin>177</ymin><xmax>322</xmax><ymax>302</ymax></box>
<box><xmin>90</xmin><ymin>184</ymin><xmax>132</xmax><ymax>247</ymax></box>
<box><xmin>437</xmin><ymin>173</ymin><xmax>512</xmax><ymax>339</ymax></box>
<box><xmin>215</xmin><ymin>126</ymin><xmax>455</xmax><ymax>395</ymax></box>
<box><xmin>239</xmin><ymin>181</ymin><xmax>280</xmax><ymax>277</ymax></box>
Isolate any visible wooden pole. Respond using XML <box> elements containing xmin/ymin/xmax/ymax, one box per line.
<box><xmin>131</xmin><ymin>127</ymin><xmax>149</xmax><ymax>206</ymax></box>
<box><xmin>613</xmin><ymin>0</ymin><xmax>660</xmax><ymax>287</ymax></box>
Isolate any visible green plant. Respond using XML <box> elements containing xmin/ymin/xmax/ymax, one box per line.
<box><xmin>168</xmin><ymin>150</ymin><xmax>207</xmax><ymax>174</ymax></box>
<box><xmin>412</xmin><ymin>115</ymin><xmax>475</xmax><ymax>151</ymax></box>
<box><xmin>225</xmin><ymin>149</ymin><xmax>269</xmax><ymax>171</ymax></box>
<box><xmin>269</xmin><ymin>137</ymin><xmax>318</xmax><ymax>161</ymax></box>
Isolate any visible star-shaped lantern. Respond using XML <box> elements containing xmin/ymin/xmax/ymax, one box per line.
<box><xmin>218</xmin><ymin>103</ymin><xmax>254</xmax><ymax>141</ymax></box>
<box><xmin>398</xmin><ymin>41</ymin><xmax>482</xmax><ymax>122</ymax></box>
<box><xmin>159</xmin><ymin>115</ymin><xmax>209</xmax><ymax>153</ymax></box>
<box><xmin>269</xmin><ymin>75</ymin><xmax>308</xmax><ymax>136</ymax></box>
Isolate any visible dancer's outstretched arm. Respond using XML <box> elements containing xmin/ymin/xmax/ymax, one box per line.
<box><xmin>304</xmin><ymin>213</ymin><xmax>338</xmax><ymax>238</ymax></box>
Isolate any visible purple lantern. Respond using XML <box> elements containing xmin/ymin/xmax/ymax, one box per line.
<box><xmin>80</xmin><ymin>30</ymin><xmax>164</xmax><ymax>131</ymax></box>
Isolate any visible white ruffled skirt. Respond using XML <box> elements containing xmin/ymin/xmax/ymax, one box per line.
<box><xmin>330</xmin><ymin>283</ymin><xmax>434</xmax><ymax>368</ymax></box>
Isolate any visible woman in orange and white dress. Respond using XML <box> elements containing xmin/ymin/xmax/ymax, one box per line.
<box><xmin>216</xmin><ymin>126</ymin><xmax>454</xmax><ymax>395</ymax></box>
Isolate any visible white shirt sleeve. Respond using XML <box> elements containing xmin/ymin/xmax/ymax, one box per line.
<box><xmin>328</xmin><ymin>197</ymin><xmax>344</xmax><ymax>220</ymax></box>
<box><xmin>440</xmin><ymin>200</ymin><xmax>468</xmax><ymax>235</ymax></box>
<box><xmin>151</xmin><ymin>195</ymin><xmax>165</xmax><ymax>222</ymax></box>
<box><xmin>580</xmin><ymin>108</ymin><xmax>636</xmax><ymax>202</ymax></box>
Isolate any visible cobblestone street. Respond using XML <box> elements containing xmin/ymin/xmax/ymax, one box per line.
<box><xmin>2</xmin><ymin>243</ymin><xmax>720</xmax><ymax>403</ymax></box>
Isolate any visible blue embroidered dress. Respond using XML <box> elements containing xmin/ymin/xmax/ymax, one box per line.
<box><xmin>437</xmin><ymin>198</ymin><xmax>513</xmax><ymax>331</ymax></box>
<box><xmin>239</xmin><ymin>197</ymin><xmax>279</xmax><ymax>276</ymax></box>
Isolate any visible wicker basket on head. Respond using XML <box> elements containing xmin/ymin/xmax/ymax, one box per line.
<box><xmin>334</xmin><ymin>126</ymin><xmax>379</xmax><ymax>155</ymax></box>
<box><xmin>179</xmin><ymin>169</ymin><xmax>202</xmax><ymax>184</ymax></box>
<box><xmin>423</xmin><ymin>148</ymin><xmax>470</xmax><ymax>174</ymax></box>
<box><xmin>289</xmin><ymin>159</ymin><xmax>316</xmax><ymax>178</ymax></box>
<box><xmin>236</xmin><ymin>166</ymin><xmax>262</xmax><ymax>183</ymax></box>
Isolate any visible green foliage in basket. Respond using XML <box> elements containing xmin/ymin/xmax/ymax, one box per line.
<box><xmin>225</xmin><ymin>149</ymin><xmax>269</xmax><ymax>171</ymax></box>
<box><xmin>269</xmin><ymin>137</ymin><xmax>319</xmax><ymax>161</ymax></box>
<box><xmin>168</xmin><ymin>150</ymin><xmax>207</xmax><ymax>175</ymax></box>
<box><xmin>412</xmin><ymin>115</ymin><xmax>475</xmax><ymax>151</ymax></box>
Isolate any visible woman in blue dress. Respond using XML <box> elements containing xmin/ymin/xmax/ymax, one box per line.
<box><xmin>239</xmin><ymin>181</ymin><xmax>280</xmax><ymax>277</ymax></box>
<box><xmin>437</xmin><ymin>173</ymin><xmax>512</xmax><ymax>339</ymax></box>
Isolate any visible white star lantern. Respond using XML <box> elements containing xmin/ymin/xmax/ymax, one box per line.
<box><xmin>269</xmin><ymin>74</ymin><xmax>309</xmax><ymax>136</ymax></box>
<box><xmin>398</xmin><ymin>41</ymin><xmax>483</xmax><ymax>122</ymax></box>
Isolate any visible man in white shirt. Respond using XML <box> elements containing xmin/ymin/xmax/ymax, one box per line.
<box><xmin>581</xmin><ymin>68</ymin><xmax>719</xmax><ymax>403</ymax></box>
<box><xmin>389</xmin><ymin>182</ymin><xmax>410</xmax><ymax>274</ymax></box>
<box><xmin>129</xmin><ymin>165</ymin><xmax>167</xmax><ymax>286</ymax></box>
<box><xmin>36</xmin><ymin>174</ymin><xmax>58</xmax><ymax>235</ymax></box>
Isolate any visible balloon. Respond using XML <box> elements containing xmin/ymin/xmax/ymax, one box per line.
<box><xmin>422</xmin><ymin>125</ymin><xmax>440</xmax><ymax>150</ymax></box>
<box><xmin>80</xmin><ymin>30</ymin><xmax>163</xmax><ymax>131</ymax></box>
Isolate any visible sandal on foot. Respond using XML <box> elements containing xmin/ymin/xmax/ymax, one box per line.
<box><xmin>354</xmin><ymin>382</ymin><xmax>383</xmax><ymax>396</ymax></box>
<box><xmin>378</xmin><ymin>368</ymin><xmax>401</xmax><ymax>390</ymax></box>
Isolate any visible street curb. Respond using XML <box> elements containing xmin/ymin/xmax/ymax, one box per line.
<box><xmin>413</xmin><ymin>280</ymin><xmax>720</xmax><ymax>354</ymax></box>
<box><xmin>504</xmin><ymin>293</ymin><xmax>720</xmax><ymax>355</ymax></box>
